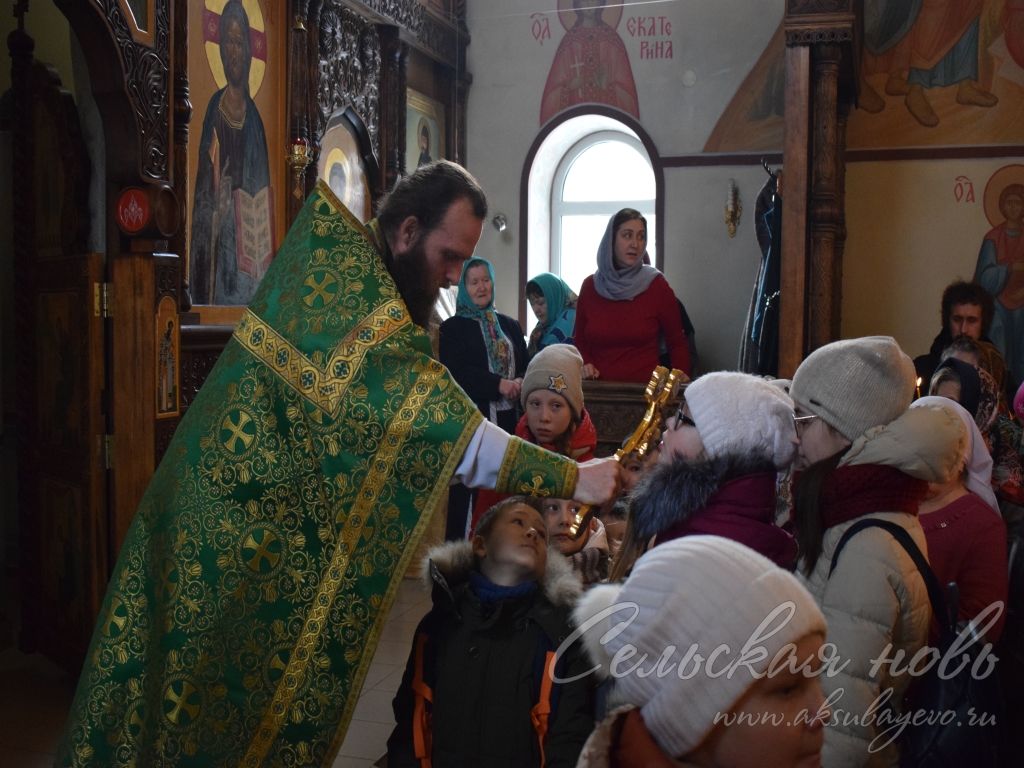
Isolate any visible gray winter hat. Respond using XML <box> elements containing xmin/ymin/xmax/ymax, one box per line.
<box><xmin>521</xmin><ymin>343</ymin><xmax>584</xmax><ymax>419</ymax></box>
<box><xmin>790</xmin><ymin>336</ymin><xmax>916</xmax><ymax>442</ymax></box>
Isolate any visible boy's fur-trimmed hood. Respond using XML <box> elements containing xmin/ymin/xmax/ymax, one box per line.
<box><xmin>629</xmin><ymin>454</ymin><xmax>775</xmax><ymax>541</ymax></box>
<box><xmin>421</xmin><ymin>539</ymin><xmax>582</xmax><ymax>609</ymax></box>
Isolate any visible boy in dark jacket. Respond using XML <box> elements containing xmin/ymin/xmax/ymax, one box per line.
<box><xmin>387</xmin><ymin>496</ymin><xmax>594</xmax><ymax>767</ymax></box>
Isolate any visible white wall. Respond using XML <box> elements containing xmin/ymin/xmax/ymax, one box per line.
<box><xmin>662</xmin><ymin>165</ymin><xmax>772</xmax><ymax>372</ymax></box>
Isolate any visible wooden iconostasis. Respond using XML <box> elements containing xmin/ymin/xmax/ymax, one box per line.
<box><xmin>8</xmin><ymin>0</ymin><xmax>470</xmax><ymax>670</ymax></box>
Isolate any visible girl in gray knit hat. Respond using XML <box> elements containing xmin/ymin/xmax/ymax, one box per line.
<box><xmin>788</xmin><ymin>336</ymin><xmax>969</xmax><ymax>767</ymax></box>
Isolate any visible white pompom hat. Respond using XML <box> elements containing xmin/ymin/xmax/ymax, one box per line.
<box><xmin>573</xmin><ymin>536</ymin><xmax>826</xmax><ymax>759</ymax></box>
<box><xmin>684</xmin><ymin>371</ymin><xmax>798</xmax><ymax>469</ymax></box>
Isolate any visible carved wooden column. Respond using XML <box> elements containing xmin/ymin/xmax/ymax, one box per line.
<box><xmin>288</xmin><ymin>4</ymin><xmax>313</xmax><ymax>225</ymax></box>
<box><xmin>808</xmin><ymin>42</ymin><xmax>843</xmax><ymax>349</ymax></box>
<box><xmin>173</xmin><ymin>0</ymin><xmax>192</xmax><ymax>306</ymax></box>
<box><xmin>379</xmin><ymin>25</ymin><xmax>407</xmax><ymax>191</ymax></box>
<box><xmin>780</xmin><ymin>42</ymin><xmax>810</xmax><ymax>377</ymax></box>
<box><xmin>453</xmin><ymin>6</ymin><xmax>470</xmax><ymax>165</ymax></box>
<box><xmin>454</xmin><ymin>75</ymin><xmax>470</xmax><ymax>165</ymax></box>
<box><xmin>779</xmin><ymin>1</ymin><xmax>858</xmax><ymax>375</ymax></box>
<box><xmin>9</xmin><ymin>16</ymin><xmax>34</xmax><ymax>377</ymax></box>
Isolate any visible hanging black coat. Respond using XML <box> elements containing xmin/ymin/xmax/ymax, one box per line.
<box><xmin>739</xmin><ymin>173</ymin><xmax>782</xmax><ymax>376</ymax></box>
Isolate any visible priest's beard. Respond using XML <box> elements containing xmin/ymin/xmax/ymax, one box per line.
<box><xmin>388</xmin><ymin>240</ymin><xmax>441</xmax><ymax>328</ymax></box>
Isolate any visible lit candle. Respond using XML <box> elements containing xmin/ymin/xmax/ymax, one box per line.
<box><xmin>915</xmin><ymin>377</ymin><xmax>922</xmax><ymax>399</ymax></box>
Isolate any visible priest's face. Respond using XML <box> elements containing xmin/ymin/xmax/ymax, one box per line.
<box><xmin>947</xmin><ymin>302</ymin><xmax>983</xmax><ymax>340</ymax></box>
<box><xmin>391</xmin><ymin>196</ymin><xmax>484</xmax><ymax>326</ymax></box>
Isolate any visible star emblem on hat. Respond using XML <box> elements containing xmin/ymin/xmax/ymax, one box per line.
<box><xmin>548</xmin><ymin>374</ymin><xmax>568</xmax><ymax>394</ymax></box>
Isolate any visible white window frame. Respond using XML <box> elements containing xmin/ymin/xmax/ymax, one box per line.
<box><xmin>550</xmin><ymin>131</ymin><xmax>656</xmax><ymax>278</ymax></box>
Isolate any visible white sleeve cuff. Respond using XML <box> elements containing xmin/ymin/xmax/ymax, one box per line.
<box><xmin>452</xmin><ymin>419</ymin><xmax>512</xmax><ymax>488</ymax></box>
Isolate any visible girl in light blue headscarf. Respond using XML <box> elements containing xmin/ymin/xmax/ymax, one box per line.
<box><xmin>526</xmin><ymin>272</ymin><xmax>577</xmax><ymax>358</ymax></box>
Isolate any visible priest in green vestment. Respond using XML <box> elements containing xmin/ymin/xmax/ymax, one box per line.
<box><xmin>57</xmin><ymin>161</ymin><xmax>619</xmax><ymax>767</ymax></box>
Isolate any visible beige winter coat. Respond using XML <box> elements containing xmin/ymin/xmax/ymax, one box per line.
<box><xmin>575</xmin><ymin>706</ymin><xmax>695</xmax><ymax>768</ymax></box>
<box><xmin>798</xmin><ymin>406</ymin><xmax>966</xmax><ymax>768</ymax></box>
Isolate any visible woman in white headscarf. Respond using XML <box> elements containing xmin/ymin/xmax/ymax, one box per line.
<box><xmin>910</xmin><ymin>396</ymin><xmax>1008</xmax><ymax>641</ymax></box>
<box><xmin>573</xmin><ymin>209</ymin><xmax>690</xmax><ymax>382</ymax></box>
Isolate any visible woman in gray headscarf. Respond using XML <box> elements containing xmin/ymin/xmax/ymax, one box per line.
<box><xmin>574</xmin><ymin>209</ymin><xmax>690</xmax><ymax>382</ymax></box>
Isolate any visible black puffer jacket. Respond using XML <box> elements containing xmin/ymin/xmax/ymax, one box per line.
<box><xmin>387</xmin><ymin>541</ymin><xmax>594</xmax><ymax>768</ymax></box>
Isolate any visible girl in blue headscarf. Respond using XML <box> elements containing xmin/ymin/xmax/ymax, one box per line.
<box><xmin>439</xmin><ymin>258</ymin><xmax>528</xmax><ymax>538</ymax></box>
<box><xmin>526</xmin><ymin>272</ymin><xmax>577</xmax><ymax>358</ymax></box>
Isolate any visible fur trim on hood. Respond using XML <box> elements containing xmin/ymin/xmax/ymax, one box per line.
<box><xmin>421</xmin><ymin>539</ymin><xmax>582</xmax><ymax>609</ymax></box>
<box><xmin>629</xmin><ymin>454</ymin><xmax>776</xmax><ymax>541</ymax></box>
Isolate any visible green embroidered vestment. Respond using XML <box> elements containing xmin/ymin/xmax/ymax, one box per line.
<box><xmin>58</xmin><ymin>183</ymin><xmax>577</xmax><ymax>767</ymax></box>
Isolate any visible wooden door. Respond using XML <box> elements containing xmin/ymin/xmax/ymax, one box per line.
<box><xmin>12</xmin><ymin>48</ymin><xmax>109</xmax><ymax>671</ymax></box>
<box><xmin>19</xmin><ymin>254</ymin><xmax>108</xmax><ymax>670</ymax></box>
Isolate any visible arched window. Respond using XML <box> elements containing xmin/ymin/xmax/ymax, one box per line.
<box><xmin>550</xmin><ymin>131</ymin><xmax>656</xmax><ymax>294</ymax></box>
<box><xmin>526</xmin><ymin>115</ymin><xmax>660</xmax><ymax>339</ymax></box>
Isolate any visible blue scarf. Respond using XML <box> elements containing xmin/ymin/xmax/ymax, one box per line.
<box><xmin>528</xmin><ymin>272</ymin><xmax>577</xmax><ymax>352</ymax></box>
<box><xmin>455</xmin><ymin>257</ymin><xmax>515</xmax><ymax>380</ymax></box>
<box><xmin>468</xmin><ymin>569</ymin><xmax>538</xmax><ymax>605</ymax></box>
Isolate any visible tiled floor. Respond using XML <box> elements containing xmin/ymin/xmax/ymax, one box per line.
<box><xmin>333</xmin><ymin>577</ymin><xmax>431</xmax><ymax>767</ymax></box>
<box><xmin>0</xmin><ymin>577</ymin><xmax>432</xmax><ymax>768</ymax></box>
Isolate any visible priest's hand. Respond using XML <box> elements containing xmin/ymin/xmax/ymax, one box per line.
<box><xmin>573</xmin><ymin>457</ymin><xmax>621</xmax><ymax>506</ymax></box>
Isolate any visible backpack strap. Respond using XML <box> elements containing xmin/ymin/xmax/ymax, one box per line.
<box><xmin>411</xmin><ymin>632</ymin><xmax>434</xmax><ymax>768</ymax></box>
<box><xmin>827</xmin><ymin>518</ymin><xmax>955</xmax><ymax>633</ymax></box>
<box><xmin>530</xmin><ymin>650</ymin><xmax>557</xmax><ymax>768</ymax></box>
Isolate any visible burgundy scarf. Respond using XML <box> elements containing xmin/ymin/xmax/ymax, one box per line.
<box><xmin>814</xmin><ymin>464</ymin><xmax>927</xmax><ymax>530</ymax></box>
<box><xmin>656</xmin><ymin>472</ymin><xmax>798</xmax><ymax>569</ymax></box>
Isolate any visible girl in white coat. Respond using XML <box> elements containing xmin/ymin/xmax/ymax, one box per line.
<box><xmin>789</xmin><ymin>336</ymin><xmax>966</xmax><ymax>768</ymax></box>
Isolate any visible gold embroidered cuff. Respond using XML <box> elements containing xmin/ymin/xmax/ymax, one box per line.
<box><xmin>494</xmin><ymin>437</ymin><xmax>579</xmax><ymax>499</ymax></box>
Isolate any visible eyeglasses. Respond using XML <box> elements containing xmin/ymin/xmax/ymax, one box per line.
<box><xmin>793</xmin><ymin>413</ymin><xmax>819</xmax><ymax>431</ymax></box>
<box><xmin>668</xmin><ymin>401</ymin><xmax>696</xmax><ymax>430</ymax></box>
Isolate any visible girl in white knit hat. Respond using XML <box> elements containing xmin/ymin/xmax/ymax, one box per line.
<box><xmin>788</xmin><ymin>336</ymin><xmax>968</xmax><ymax>767</ymax></box>
<box><xmin>573</xmin><ymin>536</ymin><xmax>829</xmax><ymax>768</ymax></box>
<box><xmin>627</xmin><ymin>371</ymin><xmax>799</xmax><ymax>569</ymax></box>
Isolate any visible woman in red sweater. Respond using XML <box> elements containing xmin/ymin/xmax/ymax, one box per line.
<box><xmin>574</xmin><ymin>209</ymin><xmax>690</xmax><ymax>382</ymax></box>
<box><xmin>911</xmin><ymin>396</ymin><xmax>1008</xmax><ymax>642</ymax></box>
